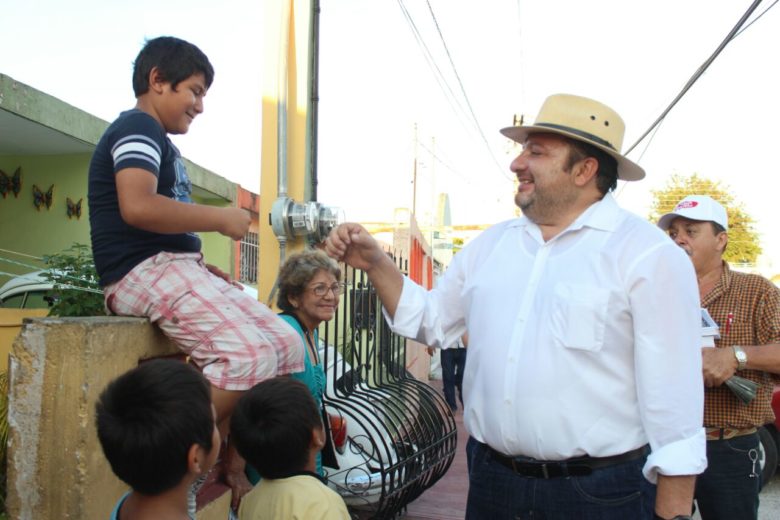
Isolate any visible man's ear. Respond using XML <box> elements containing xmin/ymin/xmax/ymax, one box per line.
<box><xmin>572</xmin><ymin>157</ymin><xmax>599</xmax><ymax>187</ymax></box>
<box><xmin>147</xmin><ymin>67</ymin><xmax>167</xmax><ymax>94</ymax></box>
<box><xmin>716</xmin><ymin>231</ymin><xmax>729</xmax><ymax>253</ymax></box>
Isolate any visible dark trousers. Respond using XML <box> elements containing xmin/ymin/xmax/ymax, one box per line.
<box><xmin>465</xmin><ymin>437</ymin><xmax>656</xmax><ymax>520</ymax></box>
<box><xmin>695</xmin><ymin>432</ymin><xmax>760</xmax><ymax>520</ymax></box>
<box><xmin>441</xmin><ymin>348</ymin><xmax>466</xmax><ymax>411</ymax></box>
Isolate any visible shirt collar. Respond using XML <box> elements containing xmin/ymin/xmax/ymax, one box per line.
<box><xmin>701</xmin><ymin>261</ymin><xmax>732</xmax><ymax>307</ymax></box>
<box><xmin>510</xmin><ymin>192</ymin><xmax>621</xmax><ymax>234</ymax></box>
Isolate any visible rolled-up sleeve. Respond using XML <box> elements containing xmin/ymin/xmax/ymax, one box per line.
<box><xmin>628</xmin><ymin>242</ymin><xmax>707</xmax><ymax>482</ymax></box>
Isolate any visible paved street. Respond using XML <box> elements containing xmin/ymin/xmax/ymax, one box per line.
<box><xmin>757</xmin><ymin>475</ymin><xmax>780</xmax><ymax>519</ymax></box>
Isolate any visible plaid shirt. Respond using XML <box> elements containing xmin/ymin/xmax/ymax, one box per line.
<box><xmin>702</xmin><ymin>262</ymin><xmax>780</xmax><ymax>428</ymax></box>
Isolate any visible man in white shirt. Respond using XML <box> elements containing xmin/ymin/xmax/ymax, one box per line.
<box><xmin>325</xmin><ymin>94</ymin><xmax>706</xmax><ymax>520</ymax></box>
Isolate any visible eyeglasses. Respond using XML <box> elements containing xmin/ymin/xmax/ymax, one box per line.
<box><xmin>307</xmin><ymin>282</ymin><xmax>346</xmax><ymax>297</ymax></box>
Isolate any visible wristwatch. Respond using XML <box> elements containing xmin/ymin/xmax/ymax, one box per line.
<box><xmin>732</xmin><ymin>345</ymin><xmax>748</xmax><ymax>370</ymax></box>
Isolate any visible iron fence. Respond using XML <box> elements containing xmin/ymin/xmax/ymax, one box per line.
<box><xmin>319</xmin><ymin>255</ymin><xmax>457</xmax><ymax>519</ymax></box>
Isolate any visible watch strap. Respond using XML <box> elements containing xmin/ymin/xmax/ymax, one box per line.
<box><xmin>732</xmin><ymin>345</ymin><xmax>747</xmax><ymax>371</ymax></box>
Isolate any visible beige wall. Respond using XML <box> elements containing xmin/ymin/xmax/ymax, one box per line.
<box><xmin>6</xmin><ymin>317</ymin><xmax>230</xmax><ymax>520</ymax></box>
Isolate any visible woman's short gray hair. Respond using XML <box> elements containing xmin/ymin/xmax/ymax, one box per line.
<box><xmin>277</xmin><ymin>250</ymin><xmax>342</xmax><ymax>313</ymax></box>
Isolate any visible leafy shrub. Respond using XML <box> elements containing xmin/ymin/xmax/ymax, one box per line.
<box><xmin>41</xmin><ymin>244</ymin><xmax>104</xmax><ymax>317</ymax></box>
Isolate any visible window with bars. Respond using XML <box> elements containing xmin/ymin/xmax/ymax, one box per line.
<box><xmin>239</xmin><ymin>232</ymin><xmax>258</xmax><ymax>284</ymax></box>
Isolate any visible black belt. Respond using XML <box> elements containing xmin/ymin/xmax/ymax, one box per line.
<box><xmin>487</xmin><ymin>444</ymin><xmax>649</xmax><ymax>479</ymax></box>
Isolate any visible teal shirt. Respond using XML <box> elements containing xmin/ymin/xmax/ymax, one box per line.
<box><xmin>280</xmin><ymin>313</ymin><xmax>326</xmax><ymax>477</ymax></box>
<box><xmin>246</xmin><ymin>313</ymin><xmax>327</xmax><ymax>484</ymax></box>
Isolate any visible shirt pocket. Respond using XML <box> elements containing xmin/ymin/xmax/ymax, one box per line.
<box><xmin>550</xmin><ymin>283</ymin><xmax>610</xmax><ymax>352</ymax></box>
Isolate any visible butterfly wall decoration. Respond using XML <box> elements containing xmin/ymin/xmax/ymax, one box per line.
<box><xmin>66</xmin><ymin>197</ymin><xmax>83</xmax><ymax>219</ymax></box>
<box><xmin>33</xmin><ymin>184</ymin><xmax>54</xmax><ymax>211</ymax></box>
<box><xmin>0</xmin><ymin>167</ymin><xmax>22</xmax><ymax>198</ymax></box>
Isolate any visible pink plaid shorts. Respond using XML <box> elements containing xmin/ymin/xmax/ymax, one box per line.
<box><xmin>104</xmin><ymin>252</ymin><xmax>303</xmax><ymax>390</ymax></box>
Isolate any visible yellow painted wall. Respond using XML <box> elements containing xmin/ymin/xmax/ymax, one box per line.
<box><xmin>258</xmin><ymin>0</ymin><xmax>312</xmax><ymax>305</ymax></box>
<box><xmin>0</xmin><ymin>309</ymin><xmax>48</xmax><ymax>373</ymax></box>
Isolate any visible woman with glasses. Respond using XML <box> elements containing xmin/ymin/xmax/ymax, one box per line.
<box><xmin>274</xmin><ymin>249</ymin><xmax>344</xmax><ymax>477</ymax></box>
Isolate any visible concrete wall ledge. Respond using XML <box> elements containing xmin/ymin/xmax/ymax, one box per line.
<box><xmin>6</xmin><ymin>317</ymin><xmax>184</xmax><ymax>520</ymax></box>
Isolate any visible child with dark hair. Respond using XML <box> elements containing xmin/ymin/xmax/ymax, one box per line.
<box><xmin>88</xmin><ymin>35</ymin><xmax>302</xmax><ymax>506</ymax></box>
<box><xmin>96</xmin><ymin>359</ymin><xmax>220</xmax><ymax>519</ymax></box>
<box><xmin>230</xmin><ymin>378</ymin><xmax>350</xmax><ymax>520</ymax></box>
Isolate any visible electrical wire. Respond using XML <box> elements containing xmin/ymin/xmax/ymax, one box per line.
<box><xmin>396</xmin><ymin>0</ymin><xmax>473</xmax><ymax>134</ymax></box>
<box><xmin>425</xmin><ymin>0</ymin><xmax>514</xmax><ymax>182</ymax></box>
<box><xmin>733</xmin><ymin>0</ymin><xmax>778</xmax><ymax>39</ymax></box>
<box><xmin>625</xmin><ymin>0</ymin><xmax>766</xmax><ymax>155</ymax></box>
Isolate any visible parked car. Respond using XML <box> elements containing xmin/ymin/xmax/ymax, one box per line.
<box><xmin>0</xmin><ymin>271</ymin><xmax>56</xmax><ymax>309</ymax></box>
<box><xmin>318</xmin><ymin>342</ymin><xmax>456</xmax><ymax>514</ymax></box>
<box><xmin>759</xmin><ymin>385</ymin><xmax>780</xmax><ymax>487</ymax></box>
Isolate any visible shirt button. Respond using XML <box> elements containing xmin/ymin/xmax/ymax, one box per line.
<box><xmin>505</xmin><ymin>399</ymin><xmax>512</xmax><ymax>405</ymax></box>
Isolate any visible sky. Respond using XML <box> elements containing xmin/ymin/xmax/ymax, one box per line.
<box><xmin>2</xmin><ymin>0</ymin><xmax>779</xmax><ymax>270</ymax></box>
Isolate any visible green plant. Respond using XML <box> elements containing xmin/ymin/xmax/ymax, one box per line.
<box><xmin>41</xmin><ymin>243</ymin><xmax>104</xmax><ymax>317</ymax></box>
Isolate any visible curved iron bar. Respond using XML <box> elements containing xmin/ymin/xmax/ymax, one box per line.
<box><xmin>318</xmin><ymin>259</ymin><xmax>457</xmax><ymax>519</ymax></box>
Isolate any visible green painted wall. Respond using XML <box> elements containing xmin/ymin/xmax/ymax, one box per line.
<box><xmin>0</xmin><ymin>154</ymin><xmax>92</xmax><ymax>284</ymax></box>
<box><xmin>0</xmin><ymin>154</ymin><xmax>234</xmax><ymax>287</ymax></box>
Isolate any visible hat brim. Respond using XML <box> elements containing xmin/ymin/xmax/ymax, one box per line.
<box><xmin>656</xmin><ymin>212</ymin><xmax>680</xmax><ymax>230</ymax></box>
<box><xmin>500</xmin><ymin>125</ymin><xmax>646</xmax><ymax>181</ymax></box>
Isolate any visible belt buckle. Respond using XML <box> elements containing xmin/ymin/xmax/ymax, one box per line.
<box><xmin>541</xmin><ymin>463</ymin><xmax>550</xmax><ymax>479</ymax></box>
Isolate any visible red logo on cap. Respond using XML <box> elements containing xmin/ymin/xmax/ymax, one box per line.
<box><xmin>676</xmin><ymin>201</ymin><xmax>698</xmax><ymax>210</ymax></box>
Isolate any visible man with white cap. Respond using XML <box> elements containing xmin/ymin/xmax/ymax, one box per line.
<box><xmin>325</xmin><ymin>94</ymin><xmax>706</xmax><ymax>519</ymax></box>
<box><xmin>658</xmin><ymin>195</ymin><xmax>780</xmax><ymax>520</ymax></box>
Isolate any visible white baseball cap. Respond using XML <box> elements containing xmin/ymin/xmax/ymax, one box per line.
<box><xmin>657</xmin><ymin>195</ymin><xmax>728</xmax><ymax>231</ymax></box>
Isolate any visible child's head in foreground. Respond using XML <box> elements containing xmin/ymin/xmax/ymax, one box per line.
<box><xmin>231</xmin><ymin>377</ymin><xmax>325</xmax><ymax>479</ymax></box>
<box><xmin>96</xmin><ymin>359</ymin><xmax>219</xmax><ymax>495</ymax></box>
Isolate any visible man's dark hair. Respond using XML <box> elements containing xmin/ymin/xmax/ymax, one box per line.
<box><xmin>95</xmin><ymin>359</ymin><xmax>214</xmax><ymax>495</ymax></box>
<box><xmin>132</xmin><ymin>36</ymin><xmax>214</xmax><ymax>97</ymax></box>
<box><xmin>711</xmin><ymin>222</ymin><xmax>726</xmax><ymax>235</ymax></box>
<box><xmin>231</xmin><ymin>378</ymin><xmax>322</xmax><ymax>479</ymax></box>
<box><xmin>566</xmin><ymin>139</ymin><xmax>619</xmax><ymax>195</ymax></box>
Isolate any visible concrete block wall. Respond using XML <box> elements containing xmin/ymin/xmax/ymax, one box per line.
<box><xmin>5</xmin><ymin>317</ymin><xmax>229</xmax><ymax>520</ymax></box>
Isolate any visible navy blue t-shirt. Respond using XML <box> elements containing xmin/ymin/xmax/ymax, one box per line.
<box><xmin>88</xmin><ymin>109</ymin><xmax>202</xmax><ymax>287</ymax></box>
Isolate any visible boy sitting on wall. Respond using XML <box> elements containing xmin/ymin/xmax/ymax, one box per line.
<box><xmin>230</xmin><ymin>377</ymin><xmax>351</xmax><ymax>520</ymax></box>
<box><xmin>96</xmin><ymin>359</ymin><xmax>220</xmax><ymax>520</ymax></box>
<box><xmin>88</xmin><ymin>35</ymin><xmax>303</xmax><ymax>507</ymax></box>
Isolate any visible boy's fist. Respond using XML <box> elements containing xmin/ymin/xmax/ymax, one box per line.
<box><xmin>219</xmin><ymin>208</ymin><xmax>251</xmax><ymax>240</ymax></box>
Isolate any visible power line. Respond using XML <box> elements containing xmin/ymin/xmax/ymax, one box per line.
<box><xmin>425</xmin><ymin>0</ymin><xmax>514</xmax><ymax>182</ymax></box>
<box><xmin>626</xmin><ymin>0</ymin><xmax>766</xmax><ymax>155</ymax></box>
<box><xmin>396</xmin><ymin>0</ymin><xmax>474</xmax><ymax>136</ymax></box>
<box><xmin>733</xmin><ymin>0</ymin><xmax>778</xmax><ymax>38</ymax></box>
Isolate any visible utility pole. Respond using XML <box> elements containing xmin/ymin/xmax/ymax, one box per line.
<box><xmin>412</xmin><ymin>123</ymin><xmax>418</xmax><ymax>217</ymax></box>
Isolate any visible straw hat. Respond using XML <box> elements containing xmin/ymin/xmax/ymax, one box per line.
<box><xmin>500</xmin><ymin>94</ymin><xmax>645</xmax><ymax>181</ymax></box>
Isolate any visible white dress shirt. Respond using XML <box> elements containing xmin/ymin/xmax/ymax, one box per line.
<box><xmin>387</xmin><ymin>194</ymin><xmax>707</xmax><ymax>482</ymax></box>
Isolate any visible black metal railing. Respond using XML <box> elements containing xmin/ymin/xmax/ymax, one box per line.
<box><xmin>319</xmin><ymin>255</ymin><xmax>457</xmax><ymax>519</ymax></box>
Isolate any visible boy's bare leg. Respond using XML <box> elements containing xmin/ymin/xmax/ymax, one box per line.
<box><xmin>211</xmin><ymin>386</ymin><xmax>253</xmax><ymax>510</ymax></box>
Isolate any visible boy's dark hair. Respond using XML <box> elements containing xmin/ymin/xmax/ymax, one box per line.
<box><xmin>231</xmin><ymin>378</ymin><xmax>322</xmax><ymax>479</ymax></box>
<box><xmin>95</xmin><ymin>359</ymin><xmax>214</xmax><ymax>495</ymax></box>
<box><xmin>132</xmin><ymin>36</ymin><xmax>215</xmax><ymax>97</ymax></box>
